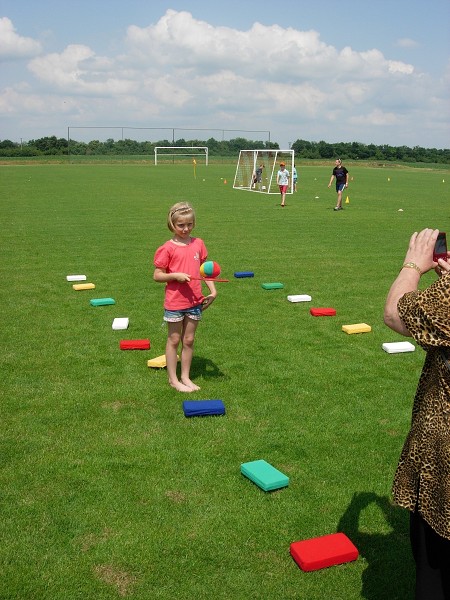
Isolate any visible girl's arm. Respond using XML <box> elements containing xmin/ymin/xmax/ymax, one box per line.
<box><xmin>202</xmin><ymin>280</ymin><xmax>217</xmax><ymax>310</ymax></box>
<box><xmin>153</xmin><ymin>267</ymin><xmax>191</xmax><ymax>283</ymax></box>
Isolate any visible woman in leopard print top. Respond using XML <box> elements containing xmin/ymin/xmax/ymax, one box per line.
<box><xmin>384</xmin><ymin>228</ymin><xmax>450</xmax><ymax>599</ymax></box>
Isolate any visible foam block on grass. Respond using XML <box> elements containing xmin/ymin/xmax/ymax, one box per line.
<box><xmin>234</xmin><ymin>271</ymin><xmax>254</xmax><ymax>278</ymax></box>
<box><xmin>310</xmin><ymin>308</ymin><xmax>336</xmax><ymax>316</ymax></box>
<box><xmin>66</xmin><ymin>275</ymin><xmax>86</xmax><ymax>282</ymax></box>
<box><xmin>287</xmin><ymin>295</ymin><xmax>312</xmax><ymax>303</ymax></box>
<box><xmin>73</xmin><ymin>283</ymin><xmax>95</xmax><ymax>291</ymax></box>
<box><xmin>382</xmin><ymin>341</ymin><xmax>415</xmax><ymax>354</ymax></box>
<box><xmin>342</xmin><ymin>323</ymin><xmax>372</xmax><ymax>334</ymax></box>
<box><xmin>90</xmin><ymin>298</ymin><xmax>115</xmax><ymax>306</ymax></box>
<box><xmin>240</xmin><ymin>459</ymin><xmax>289</xmax><ymax>492</ymax></box>
<box><xmin>120</xmin><ymin>339</ymin><xmax>150</xmax><ymax>350</ymax></box>
<box><xmin>261</xmin><ymin>283</ymin><xmax>284</xmax><ymax>290</ymax></box>
<box><xmin>112</xmin><ymin>318</ymin><xmax>129</xmax><ymax>330</ymax></box>
<box><xmin>182</xmin><ymin>399</ymin><xmax>225</xmax><ymax>417</ymax></box>
<box><xmin>147</xmin><ymin>354</ymin><xmax>180</xmax><ymax>368</ymax></box>
<box><xmin>290</xmin><ymin>533</ymin><xmax>358</xmax><ymax>572</ymax></box>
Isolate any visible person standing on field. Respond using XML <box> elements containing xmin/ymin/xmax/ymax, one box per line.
<box><xmin>293</xmin><ymin>164</ymin><xmax>298</xmax><ymax>192</ymax></box>
<box><xmin>276</xmin><ymin>162</ymin><xmax>290</xmax><ymax>207</ymax></box>
<box><xmin>328</xmin><ymin>158</ymin><xmax>348</xmax><ymax>211</ymax></box>
<box><xmin>384</xmin><ymin>228</ymin><xmax>450</xmax><ymax>599</ymax></box>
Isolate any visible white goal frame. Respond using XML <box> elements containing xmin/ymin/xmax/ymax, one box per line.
<box><xmin>233</xmin><ymin>149</ymin><xmax>294</xmax><ymax>194</ymax></box>
<box><xmin>154</xmin><ymin>146</ymin><xmax>208</xmax><ymax>165</ymax></box>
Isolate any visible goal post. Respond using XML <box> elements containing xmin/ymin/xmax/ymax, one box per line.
<box><xmin>233</xmin><ymin>150</ymin><xmax>294</xmax><ymax>194</ymax></box>
<box><xmin>154</xmin><ymin>146</ymin><xmax>208</xmax><ymax>165</ymax></box>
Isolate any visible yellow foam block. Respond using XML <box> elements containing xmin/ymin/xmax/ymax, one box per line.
<box><xmin>147</xmin><ymin>354</ymin><xmax>180</xmax><ymax>368</ymax></box>
<box><xmin>342</xmin><ymin>323</ymin><xmax>372</xmax><ymax>334</ymax></box>
<box><xmin>72</xmin><ymin>282</ymin><xmax>95</xmax><ymax>291</ymax></box>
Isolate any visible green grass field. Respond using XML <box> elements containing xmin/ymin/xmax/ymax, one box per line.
<box><xmin>1</xmin><ymin>160</ymin><xmax>449</xmax><ymax>599</ymax></box>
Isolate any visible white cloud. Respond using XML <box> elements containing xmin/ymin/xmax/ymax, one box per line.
<box><xmin>28</xmin><ymin>44</ymin><xmax>137</xmax><ymax>95</ymax></box>
<box><xmin>0</xmin><ymin>16</ymin><xmax>42</xmax><ymax>59</ymax></box>
<box><xmin>0</xmin><ymin>10</ymin><xmax>448</xmax><ymax>148</ymax></box>
<box><xmin>388</xmin><ymin>60</ymin><xmax>414</xmax><ymax>74</ymax></box>
<box><xmin>349</xmin><ymin>108</ymin><xmax>400</xmax><ymax>127</ymax></box>
<box><xmin>396</xmin><ymin>38</ymin><xmax>419</xmax><ymax>48</ymax></box>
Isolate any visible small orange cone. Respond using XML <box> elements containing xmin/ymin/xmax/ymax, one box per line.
<box><xmin>224</xmin><ymin>179</ymin><xmax>227</xmax><ymax>184</ymax></box>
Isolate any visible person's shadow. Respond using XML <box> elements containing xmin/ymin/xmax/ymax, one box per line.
<box><xmin>338</xmin><ymin>492</ymin><xmax>415</xmax><ymax>599</ymax></box>
<box><xmin>190</xmin><ymin>355</ymin><xmax>228</xmax><ymax>381</ymax></box>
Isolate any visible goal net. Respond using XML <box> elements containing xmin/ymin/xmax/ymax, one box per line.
<box><xmin>233</xmin><ymin>150</ymin><xmax>294</xmax><ymax>194</ymax></box>
<box><xmin>154</xmin><ymin>146</ymin><xmax>208</xmax><ymax>165</ymax></box>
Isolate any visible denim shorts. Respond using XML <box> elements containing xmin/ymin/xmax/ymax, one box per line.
<box><xmin>164</xmin><ymin>304</ymin><xmax>203</xmax><ymax>322</ymax></box>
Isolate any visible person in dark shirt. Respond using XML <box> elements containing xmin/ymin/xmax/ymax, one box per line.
<box><xmin>328</xmin><ymin>158</ymin><xmax>349</xmax><ymax>211</ymax></box>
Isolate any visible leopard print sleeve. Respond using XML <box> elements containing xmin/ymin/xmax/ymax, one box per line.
<box><xmin>397</xmin><ymin>274</ymin><xmax>450</xmax><ymax>351</ymax></box>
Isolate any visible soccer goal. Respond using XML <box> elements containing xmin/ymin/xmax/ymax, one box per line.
<box><xmin>233</xmin><ymin>150</ymin><xmax>294</xmax><ymax>194</ymax></box>
<box><xmin>154</xmin><ymin>146</ymin><xmax>208</xmax><ymax>165</ymax></box>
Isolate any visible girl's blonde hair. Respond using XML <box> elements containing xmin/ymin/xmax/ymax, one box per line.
<box><xmin>167</xmin><ymin>202</ymin><xmax>196</xmax><ymax>232</ymax></box>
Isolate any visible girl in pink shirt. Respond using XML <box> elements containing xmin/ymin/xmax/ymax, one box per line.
<box><xmin>153</xmin><ymin>202</ymin><xmax>217</xmax><ymax>392</ymax></box>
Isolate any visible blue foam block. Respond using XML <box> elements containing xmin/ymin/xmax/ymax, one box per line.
<box><xmin>183</xmin><ymin>399</ymin><xmax>225</xmax><ymax>417</ymax></box>
<box><xmin>234</xmin><ymin>271</ymin><xmax>254</xmax><ymax>278</ymax></box>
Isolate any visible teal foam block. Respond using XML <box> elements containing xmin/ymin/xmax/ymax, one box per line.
<box><xmin>90</xmin><ymin>298</ymin><xmax>116</xmax><ymax>306</ymax></box>
<box><xmin>241</xmin><ymin>459</ymin><xmax>289</xmax><ymax>492</ymax></box>
<box><xmin>261</xmin><ymin>283</ymin><xmax>284</xmax><ymax>290</ymax></box>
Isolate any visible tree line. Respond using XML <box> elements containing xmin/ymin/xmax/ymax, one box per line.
<box><xmin>0</xmin><ymin>135</ymin><xmax>448</xmax><ymax>164</ymax></box>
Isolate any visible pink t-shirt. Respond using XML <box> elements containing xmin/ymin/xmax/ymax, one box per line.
<box><xmin>153</xmin><ymin>237</ymin><xmax>208</xmax><ymax>310</ymax></box>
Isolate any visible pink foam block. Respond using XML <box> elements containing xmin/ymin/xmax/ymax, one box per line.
<box><xmin>290</xmin><ymin>532</ymin><xmax>358</xmax><ymax>572</ymax></box>
<box><xmin>119</xmin><ymin>339</ymin><xmax>150</xmax><ymax>350</ymax></box>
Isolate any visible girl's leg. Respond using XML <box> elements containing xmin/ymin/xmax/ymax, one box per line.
<box><xmin>166</xmin><ymin>321</ymin><xmax>192</xmax><ymax>392</ymax></box>
<box><xmin>180</xmin><ymin>317</ymin><xmax>200</xmax><ymax>391</ymax></box>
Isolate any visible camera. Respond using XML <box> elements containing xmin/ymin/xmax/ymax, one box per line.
<box><xmin>433</xmin><ymin>231</ymin><xmax>448</xmax><ymax>262</ymax></box>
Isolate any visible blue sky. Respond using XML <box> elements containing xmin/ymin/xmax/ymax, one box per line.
<box><xmin>1</xmin><ymin>0</ymin><xmax>449</xmax><ymax>149</ymax></box>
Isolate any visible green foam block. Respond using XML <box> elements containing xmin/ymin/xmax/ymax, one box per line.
<box><xmin>90</xmin><ymin>298</ymin><xmax>116</xmax><ymax>306</ymax></box>
<box><xmin>261</xmin><ymin>283</ymin><xmax>284</xmax><ymax>290</ymax></box>
<box><xmin>241</xmin><ymin>459</ymin><xmax>289</xmax><ymax>492</ymax></box>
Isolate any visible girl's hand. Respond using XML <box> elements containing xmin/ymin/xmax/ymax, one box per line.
<box><xmin>173</xmin><ymin>272</ymin><xmax>191</xmax><ymax>283</ymax></box>
<box><xmin>202</xmin><ymin>294</ymin><xmax>216</xmax><ymax>310</ymax></box>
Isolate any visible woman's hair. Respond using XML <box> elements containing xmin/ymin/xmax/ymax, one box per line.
<box><xmin>167</xmin><ymin>202</ymin><xmax>196</xmax><ymax>232</ymax></box>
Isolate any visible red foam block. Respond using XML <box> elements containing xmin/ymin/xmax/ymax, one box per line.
<box><xmin>290</xmin><ymin>533</ymin><xmax>358</xmax><ymax>572</ymax></box>
<box><xmin>310</xmin><ymin>308</ymin><xmax>336</xmax><ymax>317</ymax></box>
<box><xmin>119</xmin><ymin>339</ymin><xmax>150</xmax><ymax>350</ymax></box>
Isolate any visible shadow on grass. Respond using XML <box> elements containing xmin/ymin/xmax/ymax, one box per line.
<box><xmin>338</xmin><ymin>492</ymin><xmax>415</xmax><ymax>600</ymax></box>
<box><xmin>190</xmin><ymin>355</ymin><xmax>229</xmax><ymax>381</ymax></box>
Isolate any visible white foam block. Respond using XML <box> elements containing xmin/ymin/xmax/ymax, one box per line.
<box><xmin>66</xmin><ymin>274</ymin><xmax>87</xmax><ymax>281</ymax></box>
<box><xmin>287</xmin><ymin>295</ymin><xmax>312</xmax><ymax>303</ymax></box>
<box><xmin>382</xmin><ymin>341</ymin><xmax>415</xmax><ymax>354</ymax></box>
<box><xmin>112</xmin><ymin>318</ymin><xmax>129</xmax><ymax>330</ymax></box>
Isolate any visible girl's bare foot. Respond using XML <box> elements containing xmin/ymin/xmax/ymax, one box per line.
<box><xmin>169</xmin><ymin>380</ymin><xmax>194</xmax><ymax>393</ymax></box>
<box><xmin>181</xmin><ymin>378</ymin><xmax>201</xmax><ymax>391</ymax></box>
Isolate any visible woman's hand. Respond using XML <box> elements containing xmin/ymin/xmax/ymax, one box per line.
<box><xmin>436</xmin><ymin>255</ymin><xmax>450</xmax><ymax>277</ymax></box>
<box><xmin>403</xmin><ymin>228</ymin><xmax>439</xmax><ymax>275</ymax></box>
